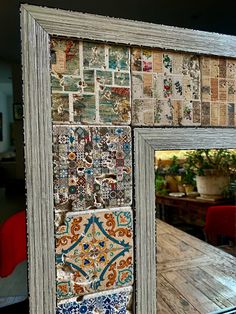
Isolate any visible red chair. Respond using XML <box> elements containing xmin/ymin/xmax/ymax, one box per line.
<box><xmin>204</xmin><ymin>205</ymin><xmax>236</xmax><ymax>246</ymax></box>
<box><xmin>0</xmin><ymin>210</ymin><xmax>27</xmax><ymax>277</ymax></box>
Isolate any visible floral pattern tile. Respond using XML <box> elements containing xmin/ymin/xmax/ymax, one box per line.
<box><xmin>56</xmin><ymin>287</ymin><xmax>133</xmax><ymax>313</ymax></box>
<box><xmin>50</xmin><ymin>37</ymin><xmax>131</xmax><ymax>125</ymax></box>
<box><xmin>200</xmin><ymin>56</ymin><xmax>236</xmax><ymax>126</ymax></box>
<box><xmin>131</xmin><ymin>49</ymin><xmax>201</xmax><ymax>126</ymax></box>
<box><xmin>56</xmin><ymin>208</ymin><xmax>133</xmax><ymax>299</ymax></box>
<box><xmin>53</xmin><ymin>125</ymin><xmax>132</xmax><ymax>212</ymax></box>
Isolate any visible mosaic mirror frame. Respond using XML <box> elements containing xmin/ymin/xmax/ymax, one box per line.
<box><xmin>21</xmin><ymin>4</ymin><xmax>236</xmax><ymax>313</ymax></box>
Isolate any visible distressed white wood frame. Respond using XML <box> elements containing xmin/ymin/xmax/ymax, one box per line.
<box><xmin>134</xmin><ymin>128</ymin><xmax>236</xmax><ymax>313</ymax></box>
<box><xmin>20</xmin><ymin>4</ymin><xmax>236</xmax><ymax>313</ymax></box>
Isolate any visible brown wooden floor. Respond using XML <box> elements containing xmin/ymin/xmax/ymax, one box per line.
<box><xmin>157</xmin><ymin>219</ymin><xmax>236</xmax><ymax>313</ymax></box>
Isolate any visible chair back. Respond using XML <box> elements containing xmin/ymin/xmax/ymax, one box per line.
<box><xmin>0</xmin><ymin>210</ymin><xmax>27</xmax><ymax>277</ymax></box>
<box><xmin>205</xmin><ymin>205</ymin><xmax>236</xmax><ymax>245</ymax></box>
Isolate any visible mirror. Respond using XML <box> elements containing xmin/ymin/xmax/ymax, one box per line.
<box><xmin>134</xmin><ymin>127</ymin><xmax>236</xmax><ymax>314</ymax></box>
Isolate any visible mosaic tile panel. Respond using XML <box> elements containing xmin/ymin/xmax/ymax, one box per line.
<box><xmin>56</xmin><ymin>287</ymin><xmax>133</xmax><ymax>313</ymax></box>
<box><xmin>56</xmin><ymin>208</ymin><xmax>133</xmax><ymax>299</ymax></box>
<box><xmin>200</xmin><ymin>56</ymin><xmax>236</xmax><ymax>126</ymax></box>
<box><xmin>53</xmin><ymin>125</ymin><xmax>132</xmax><ymax>212</ymax></box>
<box><xmin>51</xmin><ymin>38</ymin><xmax>131</xmax><ymax>125</ymax></box>
<box><xmin>131</xmin><ymin>49</ymin><xmax>201</xmax><ymax>126</ymax></box>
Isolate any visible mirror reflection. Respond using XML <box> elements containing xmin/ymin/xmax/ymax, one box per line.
<box><xmin>155</xmin><ymin>148</ymin><xmax>236</xmax><ymax>313</ymax></box>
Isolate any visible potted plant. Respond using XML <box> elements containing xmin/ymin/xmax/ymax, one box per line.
<box><xmin>183</xmin><ymin>149</ymin><xmax>236</xmax><ymax>200</ymax></box>
<box><xmin>164</xmin><ymin>155</ymin><xmax>182</xmax><ymax>192</ymax></box>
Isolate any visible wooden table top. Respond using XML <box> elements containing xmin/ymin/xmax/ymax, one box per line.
<box><xmin>157</xmin><ymin>219</ymin><xmax>236</xmax><ymax>313</ymax></box>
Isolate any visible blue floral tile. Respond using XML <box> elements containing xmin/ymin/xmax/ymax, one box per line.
<box><xmin>56</xmin><ymin>287</ymin><xmax>132</xmax><ymax>314</ymax></box>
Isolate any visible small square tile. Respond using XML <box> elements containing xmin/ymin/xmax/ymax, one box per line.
<box><xmin>99</xmin><ymin>87</ymin><xmax>131</xmax><ymax>124</ymax></box>
<box><xmin>96</xmin><ymin>70</ymin><xmax>113</xmax><ymax>85</ymax></box>
<box><xmin>62</xmin><ymin>76</ymin><xmax>81</xmax><ymax>92</ymax></box>
<box><xmin>52</xmin><ymin>93</ymin><xmax>69</xmax><ymax>122</ymax></box>
<box><xmin>109</xmin><ymin>46</ymin><xmax>129</xmax><ymax>71</ymax></box>
<box><xmin>83</xmin><ymin>42</ymin><xmax>105</xmax><ymax>69</ymax></box>
<box><xmin>72</xmin><ymin>94</ymin><xmax>96</xmax><ymax>124</ymax></box>
<box><xmin>114</xmin><ymin>72</ymin><xmax>130</xmax><ymax>86</ymax></box>
<box><xmin>51</xmin><ymin>38</ymin><xmax>80</xmax><ymax>75</ymax></box>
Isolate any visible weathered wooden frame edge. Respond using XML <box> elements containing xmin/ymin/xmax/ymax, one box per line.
<box><xmin>21</xmin><ymin>3</ymin><xmax>236</xmax><ymax>313</ymax></box>
<box><xmin>22</xmin><ymin>3</ymin><xmax>236</xmax><ymax>57</ymax></box>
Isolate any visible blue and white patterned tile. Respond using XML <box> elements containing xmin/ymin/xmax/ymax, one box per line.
<box><xmin>53</xmin><ymin>125</ymin><xmax>132</xmax><ymax>212</ymax></box>
<box><xmin>56</xmin><ymin>287</ymin><xmax>133</xmax><ymax>314</ymax></box>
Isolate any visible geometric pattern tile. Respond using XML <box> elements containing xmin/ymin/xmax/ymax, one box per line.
<box><xmin>53</xmin><ymin>125</ymin><xmax>132</xmax><ymax>212</ymax></box>
<box><xmin>51</xmin><ymin>37</ymin><xmax>131</xmax><ymax>125</ymax></box>
<box><xmin>56</xmin><ymin>287</ymin><xmax>133</xmax><ymax>314</ymax></box>
<box><xmin>56</xmin><ymin>208</ymin><xmax>133</xmax><ymax>299</ymax></box>
<box><xmin>131</xmin><ymin>48</ymin><xmax>201</xmax><ymax>126</ymax></box>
